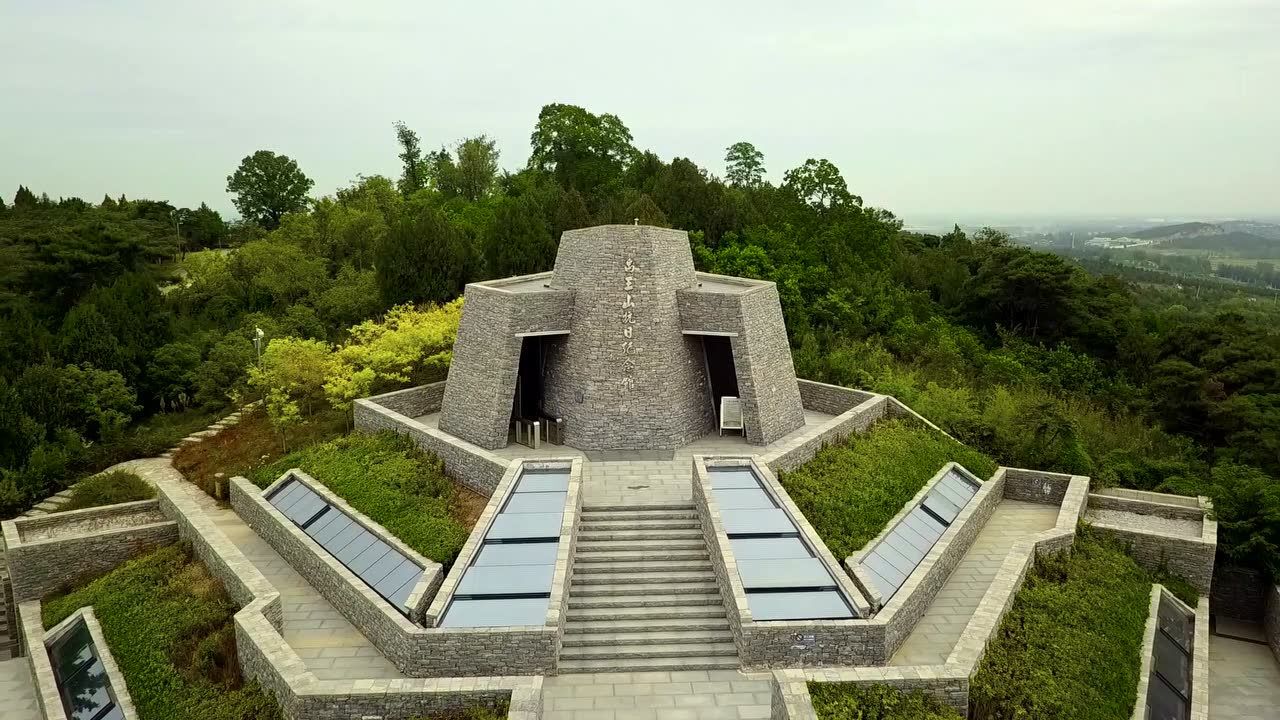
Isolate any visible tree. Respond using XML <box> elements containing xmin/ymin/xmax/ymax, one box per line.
<box><xmin>552</xmin><ymin>188</ymin><xmax>593</xmax><ymax>240</ymax></box>
<box><xmin>484</xmin><ymin>195</ymin><xmax>556</xmax><ymax>278</ymax></box>
<box><xmin>185</xmin><ymin>203</ymin><xmax>229</xmax><ymax>248</ymax></box>
<box><xmin>1210</xmin><ymin>462</ymin><xmax>1280</xmax><ymax>577</ymax></box>
<box><xmin>724</xmin><ymin>142</ymin><xmax>766</xmax><ymax>188</ymax></box>
<box><xmin>99</xmin><ymin>194</ymin><xmax>117</xmax><ymax>210</ymax></box>
<box><xmin>782</xmin><ymin>158</ymin><xmax>859</xmax><ymax>210</ymax></box>
<box><xmin>528</xmin><ymin>103</ymin><xmax>636</xmax><ymax>196</ymax></box>
<box><xmin>58</xmin><ymin>303</ymin><xmax>124</xmax><ymax>372</ymax></box>
<box><xmin>624</xmin><ymin>194</ymin><xmax>669</xmax><ymax>227</ymax></box>
<box><xmin>13</xmin><ymin>185</ymin><xmax>37</xmax><ymax>208</ymax></box>
<box><xmin>375</xmin><ymin>206</ymin><xmax>473</xmax><ymax>306</ymax></box>
<box><xmin>452</xmin><ymin>136</ymin><xmax>500</xmax><ymax>202</ymax></box>
<box><xmin>393</xmin><ymin>121</ymin><xmax>428</xmax><ymax>196</ymax></box>
<box><xmin>226</xmin><ymin>150</ymin><xmax>314</xmax><ymax>229</ymax></box>
<box><xmin>145</xmin><ymin>342</ymin><xmax>202</xmax><ymax>409</ymax></box>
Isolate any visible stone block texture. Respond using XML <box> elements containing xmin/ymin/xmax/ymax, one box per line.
<box><xmin>1086</xmin><ymin>493</ymin><xmax>1217</xmax><ymax>595</ymax></box>
<box><xmin>761</xmin><ymin>394</ymin><xmax>889</xmax><ymax>474</ymax></box>
<box><xmin>795</xmin><ymin>379</ymin><xmax>876</xmax><ymax>416</ymax></box>
<box><xmin>1212</xmin><ymin>565</ymin><xmax>1268</xmax><ymax>621</ymax></box>
<box><xmin>370</xmin><ymin>382</ymin><xmax>446</xmax><ymax>418</ymax></box>
<box><xmin>436</xmin><ymin>224</ymin><xmax>807</xmax><ymax>451</ymax></box>
<box><xmin>3</xmin><ymin>504</ymin><xmax>177</xmax><ymax>603</ymax></box>
<box><xmin>677</xmin><ymin>275</ymin><xmax>807</xmax><ymax>445</ymax></box>
<box><xmin>1267</xmin><ymin>584</ymin><xmax>1280</xmax><ymax>665</ymax></box>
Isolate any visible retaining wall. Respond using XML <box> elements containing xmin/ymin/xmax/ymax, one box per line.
<box><xmin>795</xmin><ymin>378</ymin><xmax>877</xmax><ymax>416</ymax></box>
<box><xmin>1086</xmin><ymin>492</ymin><xmax>1217</xmax><ymax>595</ymax></box>
<box><xmin>2</xmin><ymin>501</ymin><xmax>177</xmax><ymax>603</ymax></box>
<box><xmin>354</xmin><ymin>394</ymin><xmax>509</xmax><ymax>497</ymax></box>
<box><xmin>760</xmin><ymin>394</ymin><xmax>890</xmax><ymax>474</ymax></box>
<box><xmin>1267</xmin><ymin>584</ymin><xmax>1280</xmax><ymax>665</ymax></box>
<box><xmin>1212</xmin><ymin>566</ymin><xmax>1268</xmax><ymax>621</ymax></box>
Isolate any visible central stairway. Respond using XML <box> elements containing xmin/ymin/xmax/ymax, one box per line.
<box><xmin>557</xmin><ymin>503</ymin><xmax>740</xmax><ymax>673</ymax></box>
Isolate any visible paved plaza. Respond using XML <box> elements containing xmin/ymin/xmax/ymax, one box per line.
<box><xmin>1208</xmin><ymin>629</ymin><xmax>1280</xmax><ymax>720</ymax></box>
<box><xmin>891</xmin><ymin>499</ymin><xmax>1059</xmax><ymax>666</ymax></box>
<box><xmin>0</xmin><ymin>657</ymin><xmax>39</xmax><ymax>720</ymax></box>
<box><xmin>541</xmin><ymin>669</ymin><xmax>772</xmax><ymax>720</ymax></box>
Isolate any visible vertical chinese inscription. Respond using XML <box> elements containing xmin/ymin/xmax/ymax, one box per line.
<box><xmin>619</xmin><ymin>254</ymin><xmax>638</xmax><ymax>391</ymax></box>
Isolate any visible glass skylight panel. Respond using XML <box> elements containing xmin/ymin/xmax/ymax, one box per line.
<box><xmin>48</xmin><ymin>619</ymin><xmax>123</xmax><ymax>720</ymax></box>
<box><xmin>1153</xmin><ymin>632</ymin><xmax>1190</xmax><ymax>695</ymax></box>
<box><xmin>515</xmin><ymin>469</ymin><xmax>570</xmax><ymax>493</ymax></box>
<box><xmin>440</xmin><ymin>597</ymin><xmax>550</xmax><ymax>628</ymax></box>
<box><xmin>720</xmin><ymin>508</ymin><xmax>795</xmax><ymax>535</ymax></box>
<box><xmin>1145</xmin><ymin>594</ymin><xmax>1193</xmax><ymax>720</ymax></box>
<box><xmin>488</xmin><ymin>512</ymin><xmax>563</xmax><ymax>540</ymax></box>
<box><xmin>1158</xmin><ymin>600</ymin><xmax>1193</xmax><ymax>651</ymax></box>
<box><xmin>730</xmin><ymin>536</ymin><xmax>811</xmax><ymax>560</ymax></box>
<box><xmin>457</xmin><ymin>564</ymin><xmax>556</xmax><ymax>596</ymax></box>
<box><xmin>738</xmin><ymin>558</ymin><xmax>834</xmax><ymax>590</ymax></box>
<box><xmin>475</xmin><ymin>542</ymin><xmax>559</xmax><ymax>566</ymax></box>
<box><xmin>504</xmin><ymin>491</ymin><xmax>569</xmax><ymax>514</ymax></box>
<box><xmin>747</xmin><ymin>590</ymin><xmax>854</xmax><ymax>621</ymax></box>
<box><xmin>708</xmin><ymin>467</ymin><xmax>760</xmax><ymax>489</ymax></box>
<box><xmin>266</xmin><ymin>479</ymin><xmax>424</xmax><ymax>615</ymax></box>
<box><xmin>715</xmin><ymin>488</ymin><xmax>775</xmax><ymax>509</ymax></box>
<box><xmin>1147</xmin><ymin>674</ymin><xmax>1188</xmax><ymax>720</ymax></box>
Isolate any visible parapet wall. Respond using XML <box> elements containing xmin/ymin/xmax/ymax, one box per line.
<box><xmin>1085</xmin><ymin>491</ymin><xmax>1216</xmax><ymax>595</ymax></box>
<box><xmin>2</xmin><ymin>500</ymin><xmax>177</xmax><ymax>603</ymax></box>
<box><xmin>795</xmin><ymin>379</ymin><xmax>877</xmax><ymax>416</ymax></box>
<box><xmin>367</xmin><ymin>381</ymin><xmax>447</xmax><ymax>418</ymax></box>
<box><xmin>761</xmin><ymin>394</ymin><xmax>890</xmax><ymax>474</ymax></box>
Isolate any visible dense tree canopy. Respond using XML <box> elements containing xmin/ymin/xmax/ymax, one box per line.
<box><xmin>225</xmin><ymin>150</ymin><xmax>314</xmax><ymax>229</ymax></box>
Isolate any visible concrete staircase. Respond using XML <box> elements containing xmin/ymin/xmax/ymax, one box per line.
<box><xmin>557</xmin><ymin>503</ymin><xmax>740</xmax><ymax>673</ymax></box>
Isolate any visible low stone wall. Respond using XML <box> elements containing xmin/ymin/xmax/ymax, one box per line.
<box><xmin>770</xmin><ymin>667</ymin><xmax>970</xmax><ymax>719</ymax></box>
<box><xmin>365</xmin><ymin>382</ymin><xmax>447</xmax><ymax>418</ymax></box>
<box><xmin>760</xmin><ymin>394</ymin><xmax>890</xmax><ymax>474</ymax></box>
<box><xmin>354</xmin><ymin>396</ymin><xmax>509</xmax><ymax>497</ymax></box>
<box><xmin>1085</xmin><ymin>492</ymin><xmax>1216</xmax><ymax>595</ymax></box>
<box><xmin>1130</xmin><ymin>587</ymin><xmax>1209</xmax><ymax>720</ymax></box>
<box><xmin>1212</xmin><ymin>566</ymin><xmax>1268</xmax><ymax>621</ymax></box>
<box><xmin>795</xmin><ymin>379</ymin><xmax>876</xmax><ymax>415</ymax></box>
<box><xmin>1092</xmin><ymin>486</ymin><xmax>1201</xmax><ymax>509</ymax></box>
<box><xmin>1002</xmin><ymin>467</ymin><xmax>1074</xmax><ymax>505</ymax></box>
<box><xmin>2</xmin><ymin>501</ymin><xmax>178</xmax><ymax>603</ymax></box>
<box><xmin>17</xmin><ymin>600</ymin><xmax>64</xmax><ymax>720</ymax></box>
<box><xmin>1267</xmin><ymin>584</ymin><xmax>1280</xmax><ymax>665</ymax></box>
<box><xmin>233</xmin><ymin>461</ymin><xmax>580</xmax><ymax>678</ymax></box>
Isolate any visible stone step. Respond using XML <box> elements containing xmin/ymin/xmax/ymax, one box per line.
<box><xmin>576</xmin><ymin>529</ymin><xmax>704</xmax><ymax>542</ymax></box>
<box><xmin>576</xmin><ymin>538</ymin><xmax>705</xmax><ymax>552</ymax></box>
<box><xmin>561</xmin><ymin>630</ymin><xmax>732</xmax><ymax>648</ymax></box>
<box><xmin>571</xmin><ymin>570</ymin><xmax>714</xmax><ymax>585</ymax></box>
<box><xmin>566</xmin><ymin>605</ymin><xmax>726</xmax><ymax>622</ymax></box>
<box><xmin>571</xmin><ymin>560</ymin><xmax>713</xmax><ymax>575</ymax></box>
<box><xmin>570</xmin><ymin>582</ymin><xmax>720</xmax><ymax>597</ymax></box>
<box><xmin>563</xmin><ymin>617</ymin><xmax>731</xmax><ymax>634</ymax></box>
<box><xmin>582</xmin><ymin>503</ymin><xmax>695</xmax><ymax>513</ymax></box>
<box><xmin>52</xmin><ymin>489</ymin><xmax>75</xmax><ymax>499</ymax></box>
<box><xmin>579</xmin><ymin>519</ymin><xmax>701</xmax><ymax>532</ymax></box>
<box><xmin>580</xmin><ymin>510</ymin><xmax>699</xmax><ymax>522</ymax></box>
<box><xmin>568</xmin><ymin>592</ymin><xmax>723</xmax><ymax>610</ymax></box>
<box><xmin>33</xmin><ymin>500</ymin><xmax>61</xmax><ymax>511</ymax></box>
<box><xmin>559</xmin><ymin>640</ymin><xmax>737</xmax><ymax>661</ymax></box>
<box><xmin>573</xmin><ymin>550</ymin><xmax>709</xmax><ymax>563</ymax></box>
<box><xmin>556</xmin><ymin>655</ymin><xmax>740</xmax><ymax>673</ymax></box>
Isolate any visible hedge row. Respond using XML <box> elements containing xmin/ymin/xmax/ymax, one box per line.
<box><xmin>42</xmin><ymin>544</ymin><xmax>281</xmax><ymax>720</ymax></box>
<box><xmin>969</xmin><ymin>530</ymin><xmax>1155</xmax><ymax>720</ymax></box>
<box><xmin>58</xmin><ymin>470</ymin><xmax>155</xmax><ymax>513</ymax></box>
<box><xmin>810</xmin><ymin>682</ymin><xmax>963</xmax><ymax>719</ymax></box>
<box><xmin>779</xmin><ymin>419</ymin><xmax>999</xmax><ymax>559</ymax></box>
<box><xmin>250</xmin><ymin>431</ymin><xmax>471</xmax><ymax>567</ymax></box>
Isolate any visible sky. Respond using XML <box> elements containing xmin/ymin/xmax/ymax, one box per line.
<box><xmin>2</xmin><ymin>0</ymin><xmax>1277</xmax><ymax>224</ymax></box>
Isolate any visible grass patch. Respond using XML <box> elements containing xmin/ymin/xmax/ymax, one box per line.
<box><xmin>810</xmin><ymin>682</ymin><xmax>964</xmax><ymax>719</ymax></box>
<box><xmin>778</xmin><ymin>419</ymin><xmax>999</xmax><ymax>559</ymax></box>
<box><xmin>409</xmin><ymin>705</ymin><xmax>508</xmax><ymax>720</ymax></box>
<box><xmin>969</xmin><ymin>530</ymin><xmax>1154</xmax><ymax>720</ymax></box>
<box><xmin>249</xmin><ymin>432</ymin><xmax>480</xmax><ymax>567</ymax></box>
<box><xmin>58</xmin><ymin>470</ymin><xmax>155</xmax><ymax>512</ymax></box>
<box><xmin>173</xmin><ymin>406</ymin><xmax>346</xmax><ymax>500</ymax></box>
<box><xmin>42</xmin><ymin>543</ymin><xmax>282</xmax><ymax>720</ymax></box>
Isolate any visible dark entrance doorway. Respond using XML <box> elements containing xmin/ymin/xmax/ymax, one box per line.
<box><xmin>701</xmin><ymin>335</ymin><xmax>739</xmax><ymax>422</ymax></box>
<box><xmin>513</xmin><ymin>336</ymin><xmax>546</xmax><ymax>420</ymax></box>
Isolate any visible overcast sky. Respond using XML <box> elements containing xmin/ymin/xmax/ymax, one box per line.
<box><xmin>2</xmin><ymin>0</ymin><xmax>1277</xmax><ymax>223</ymax></box>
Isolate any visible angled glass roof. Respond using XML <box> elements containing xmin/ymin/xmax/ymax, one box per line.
<box><xmin>267</xmin><ymin>478</ymin><xmax>424</xmax><ymax>615</ymax></box>
<box><xmin>1146</xmin><ymin>594</ymin><xmax>1193</xmax><ymax>720</ymax></box>
<box><xmin>707</xmin><ymin>465</ymin><xmax>857</xmax><ymax>620</ymax></box>
<box><xmin>856</xmin><ymin>467</ymin><xmax>980</xmax><ymax>604</ymax></box>
<box><xmin>48</xmin><ymin>619</ymin><xmax>125</xmax><ymax>720</ymax></box>
<box><xmin>440</xmin><ymin>466</ymin><xmax>570</xmax><ymax>627</ymax></box>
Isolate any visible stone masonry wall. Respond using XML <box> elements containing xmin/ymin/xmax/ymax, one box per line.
<box><xmin>354</xmin><ymin>399</ymin><xmax>508</xmax><ymax>497</ymax></box>
<box><xmin>367</xmin><ymin>382</ymin><xmax>446</xmax><ymax>418</ymax></box>
<box><xmin>1002</xmin><ymin>468</ymin><xmax>1074</xmax><ymax>505</ymax></box>
<box><xmin>4</xmin><ymin>513</ymin><xmax>177</xmax><ymax>603</ymax></box>
<box><xmin>795</xmin><ymin>379</ymin><xmax>877</xmax><ymax>416</ymax></box>
<box><xmin>438</xmin><ymin>287</ymin><xmax>528</xmax><ymax>450</ymax></box>
<box><xmin>18</xmin><ymin>600</ymin><xmax>65</xmax><ymax>720</ymax></box>
<box><xmin>1087</xmin><ymin>493</ymin><xmax>1205</xmax><ymax>521</ymax></box>
<box><xmin>761</xmin><ymin>395</ymin><xmax>890</xmax><ymax>475</ymax></box>
<box><xmin>541</xmin><ymin>225</ymin><xmax>715</xmax><ymax>450</ymax></box>
<box><xmin>1213</xmin><ymin>566</ymin><xmax>1267</xmax><ymax>621</ymax></box>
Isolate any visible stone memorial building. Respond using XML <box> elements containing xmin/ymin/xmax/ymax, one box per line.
<box><xmin>437</xmin><ymin>224</ymin><xmax>806</xmax><ymax>450</ymax></box>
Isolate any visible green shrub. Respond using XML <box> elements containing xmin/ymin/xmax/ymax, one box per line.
<box><xmin>250</xmin><ymin>431</ymin><xmax>470</xmax><ymax>566</ymax></box>
<box><xmin>778</xmin><ymin>419</ymin><xmax>998</xmax><ymax>558</ymax></box>
<box><xmin>408</xmin><ymin>705</ymin><xmax>508</xmax><ymax>720</ymax></box>
<box><xmin>810</xmin><ymin>682</ymin><xmax>963</xmax><ymax>719</ymax></box>
<box><xmin>42</xmin><ymin>544</ymin><xmax>282</xmax><ymax>720</ymax></box>
<box><xmin>969</xmin><ymin>531</ymin><xmax>1154</xmax><ymax>720</ymax></box>
<box><xmin>58</xmin><ymin>470</ymin><xmax>155</xmax><ymax>512</ymax></box>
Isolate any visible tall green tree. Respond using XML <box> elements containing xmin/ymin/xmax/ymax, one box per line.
<box><xmin>375</xmin><ymin>206</ymin><xmax>473</xmax><ymax>305</ymax></box>
<box><xmin>13</xmin><ymin>185</ymin><xmax>37</xmax><ymax>208</ymax></box>
<box><xmin>484</xmin><ymin>195</ymin><xmax>556</xmax><ymax>278</ymax></box>
<box><xmin>782</xmin><ymin>158</ymin><xmax>859</xmax><ymax>210</ymax></box>
<box><xmin>724</xmin><ymin>141</ymin><xmax>766</xmax><ymax>188</ymax></box>
<box><xmin>528</xmin><ymin>103</ymin><xmax>636</xmax><ymax>198</ymax></box>
<box><xmin>393</xmin><ymin>121</ymin><xmax>428</xmax><ymax>196</ymax></box>
<box><xmin>225</xmin><ymin>150</ymin><xmax>314</xmax><ymax>229</ymax></box>
<box><xmin>451</xmin><ymin>136</ymin><xmax>500</xmax><ymax>202</ymax></box>
<box><xmin>58</xmin><ymin>303</ymin><xmax>124</xmax><ymax>372</ymax></box>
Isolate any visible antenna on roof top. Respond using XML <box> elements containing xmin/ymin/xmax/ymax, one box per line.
<box><xmin>633</xmin><ymin>218</ymin><xmax>639</xmax><ymax>225</ymax></box>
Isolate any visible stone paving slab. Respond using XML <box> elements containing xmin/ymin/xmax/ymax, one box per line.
<box><xmin>542</xmin><ymin>669</ymin><xmax>772</xmax><ymax>720</ymax></box>
<box><xmin>1209</xmin><ymin>631</ymin><xmax>1280</xmax><ymax>719</ymax></box>
<box><xmin>0</xmin><ymin>657</ymin><xmax>40</xmax><ymax>720</ymax></box>
<box><xmin>890</xmin><ymin>499</ymin><xmax>1060</xmax><ymax>666</ymax></box>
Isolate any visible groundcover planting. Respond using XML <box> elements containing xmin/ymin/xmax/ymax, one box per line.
<box><xmin>809</xmin><ymin>682</ymin><xmax>963</xmax><ymax>719</ymax></box>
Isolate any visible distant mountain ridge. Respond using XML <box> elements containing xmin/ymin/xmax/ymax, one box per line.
<box><xmin>1120</xmin><ymin>220</ymin><xmax>1280</xmax><ymax>254</ymax></box>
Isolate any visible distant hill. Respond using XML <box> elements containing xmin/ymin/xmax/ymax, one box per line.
<box><xmin>1123</xmin><ymin>221</ymin><xmax>1280</xmax><ymax>254</ymax></box>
